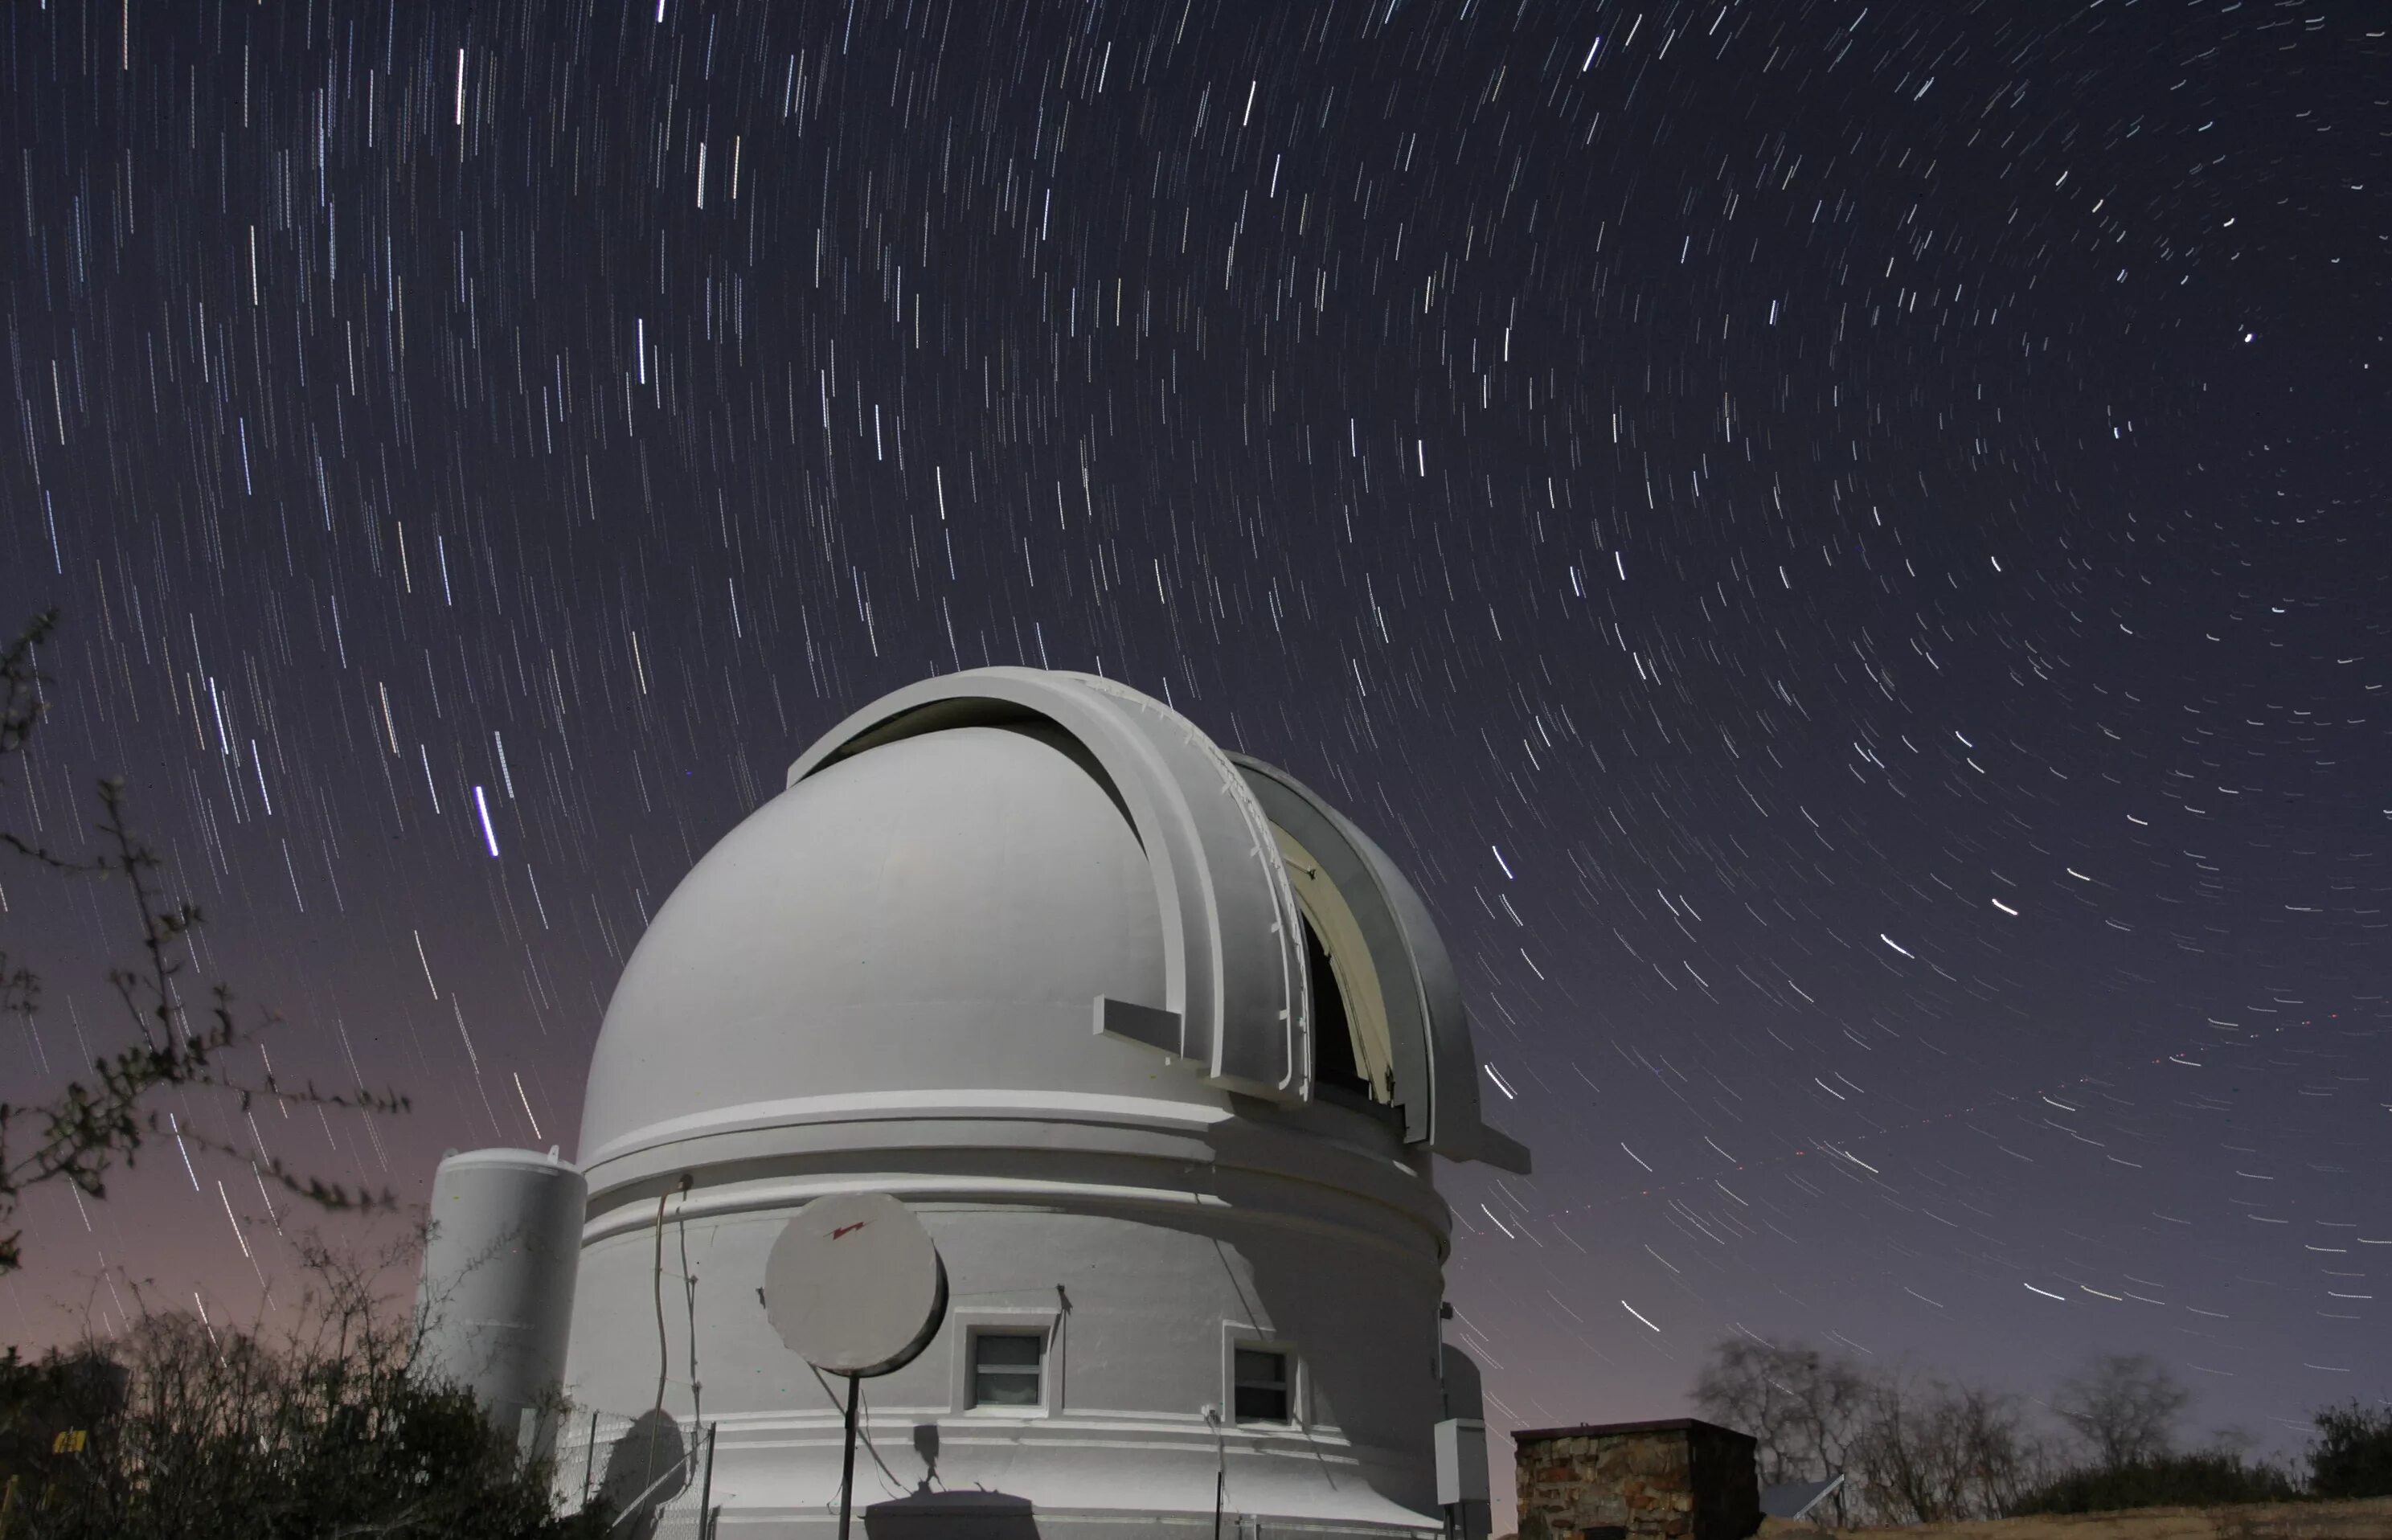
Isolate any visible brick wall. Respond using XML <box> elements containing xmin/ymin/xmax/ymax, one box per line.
<box><xmin>1513</xmin><ymin>1419</ymin><xmax>1760</xmax><ymax>1540</ymax></box>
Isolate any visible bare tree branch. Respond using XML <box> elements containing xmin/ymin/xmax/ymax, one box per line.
<box><xmin>0</xmin><ymin>611</ymin><xmax>408</xmax><ymax>1276</ymax></box>
<box><xmin>2053</xmin><ymin>1354</ymin><xmax>2193</xmax><ymax>1469</ymax></box>
<box><xmin>0</xmin><ymin>1235</ymin><xmax>610</xmax><ymax>1538</ymax></box>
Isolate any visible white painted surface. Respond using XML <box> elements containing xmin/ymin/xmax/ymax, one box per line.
<box><xmin>579</xmin><ymin>723</ymin><xmax>1188</xmax><ymax>1166</ymax></box>
<box><xmin>416</xmin><ymin>1148</ymin><xmax>585</xmax><ymax>1436</ymax></box>
<box><xmin>1435</xmin><ymin>1418</ymin><xmax>1491</xmax><ymax>1505</ymax></box>
<box><xmin>763</xmin><ymin>1192</ymin><xmax>947</xmax><ymax>1377</ymax></box>
<box><xmin>560</xmin><ymin>670</ymin><xmax>1523</xmax><ymax>1537</ymax></box>
<box><xmin>569</xmin><ymin>1166</ymin><xmax>1448</xmax><ymax>1535</ymax></box>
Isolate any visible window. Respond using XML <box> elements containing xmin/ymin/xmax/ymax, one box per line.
<box><xmin>1233</xmin><ymin>1348</ymin><xmax>1291</xmax><ymax>1423</ymax></box>
<box><xmin>949</xmin><ymin>1310</ymin><xmax>1059</xmax><ymax>1415</ymax></box>
<box><xmin>970</xmin><ymin>1332</ymin><xmax>1044</xmax><ymax>1408</ymax></box>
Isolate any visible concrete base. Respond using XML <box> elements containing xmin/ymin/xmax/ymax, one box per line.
<box><xmin>698</xmin><ymin>1511</ymin><xmax>1425</xmax><ymax>1530</ymax></box>
<box><xmin>678</xmin><ymin>1502</ymin><xmax>1440</xmax><ymax>1538</ymax></box>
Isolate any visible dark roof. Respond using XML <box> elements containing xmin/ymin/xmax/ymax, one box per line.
<box><xmin>1759</xmin><ymin>1475</ymin><xmax>1846</xmax><ymax>1520</ymax></box>
<box><xmin>1511</xmin><ymin>1417</ymin><xmax>1754</xmax><ymax>1444</ymax></box>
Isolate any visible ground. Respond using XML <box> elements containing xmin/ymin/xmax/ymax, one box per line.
<box><xmin>1735</xmin><ymin>1498</ymin><xmax>2392</xmax><ymax>1540</ymax></box>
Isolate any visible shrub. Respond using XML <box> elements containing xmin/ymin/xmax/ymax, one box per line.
<box><xmin>2309</xmin><ymin>1403</ymin><xmax>2392</xmax><ymax>1501</ymax></box>
<box><xmin>0</xmin><ymin>1241</ymin><xmax>608</xmax><ymax>1540</ymax></box>
<box><xmin>2006</xmin><ymin>1452</ymin><xmax>2302</xmax><ymax>1515</ymax></box>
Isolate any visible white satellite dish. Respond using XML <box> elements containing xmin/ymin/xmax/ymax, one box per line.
<box><xmin>763</xmin><ymin>1191</ymin><xmax>948</xmax><ymax>1378</ymax></box>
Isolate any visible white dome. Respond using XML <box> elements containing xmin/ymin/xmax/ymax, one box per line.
<box><xmin>556</xmin><ymin>669</ymin><xmax>1526</xmax><ymax>1539</ymax></box>
<box><xmin>580</xmin><ymin>721</ymin><xmax>1186</xmax><ymax>1163</ymax></box>
<box><xmin>580</xmin><ymin>667</ymin><xmax>1527</xmax><ymax>1174</ymax></box>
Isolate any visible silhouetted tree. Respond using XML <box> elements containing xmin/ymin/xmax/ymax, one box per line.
<box><xmin>2052</xmin><ymin>1353</ymin><xmax>2193</xmax><ymax>1469</ymax></box>
<box><xmin>2005</xmin><ymin>1451</ymin><xmax>2300</xmax><ymax>1515</ymax></box>
<box><xmin>1697</xmin><ymin>1337</ymin><xmax>2044</xmax><ymax>1524</ymax></box>
<box><xmin>2308</xmin><ymin>1402</ymin><xmax>2392</xmax><ymax>1500</ymax></box>
<box><xmin>1694</xmin><ymin>1336</ymin><xmax>1871</xmax><ymax>1493</ymax></box>
<box><xmin>1701</xmin><ymin>1334</ymin><xmax>2382</xmax><ymax>1523</ymax></box>
<box><xmin>0</xmin><ymin>1238</ymin><xmax>608</xmax><ymax>1539</ymax></box>
<box><xmin>1846</xmin><ymin>1365</ymin><xmax>2042</xmax><ymax>1523</ymax></box>
<box><xmin>0</xmin><ymin>611</ymin><xmax>405</xmax><ymax>1275</ymax></box>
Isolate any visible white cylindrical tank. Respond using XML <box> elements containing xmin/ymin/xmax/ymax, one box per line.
<box><xmin>417</xmin><ymin>1147</ymin><xmax>587</xmax><ymax>1445</ymax></box>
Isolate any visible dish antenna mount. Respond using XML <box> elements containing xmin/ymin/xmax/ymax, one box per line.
<box><xmin>763</xmin><ymin>1193</ymin><xmax>948</xmax><ymax>1538</ymax></box>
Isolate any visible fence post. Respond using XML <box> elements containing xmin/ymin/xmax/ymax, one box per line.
<box><xmin>584</xmin><ymin>1410</ymin><xmax>600</xmax><ymax>1504</ymax></box>
<box><xmin>698</xmin><ymin>1423</ymin><xmax>718</xmax><ymax>1538</ymax></box>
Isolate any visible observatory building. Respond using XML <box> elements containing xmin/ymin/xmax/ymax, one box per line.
<box><xmin>419</xmin><ymin>667</ymin><xmax>1526</xmax><ymax>1538</ymax></box>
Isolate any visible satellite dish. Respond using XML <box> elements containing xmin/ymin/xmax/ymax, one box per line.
<box><xmin>763</xmin><ymin>1192</ymin><xmax>948</xmax><ymax>1378</ymax></box>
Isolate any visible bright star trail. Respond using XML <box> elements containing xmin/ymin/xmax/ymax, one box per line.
<box><xmin>2</xmin><ymin>0</ymin><xmax>2386</xmax><ymax>1481</ymax></box>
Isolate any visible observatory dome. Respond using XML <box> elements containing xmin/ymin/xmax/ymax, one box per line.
<box><xmin>580</xmin><ymin>719</ymin><xmax>1184</xmax><ymax>1164</ymax></box>
<box><xmin>551</xmin><ymin>668</ymin><xmax>1525</xmax><ymax>1539</ymax></box>
<box><xmin>580</xmin><ymin>667</ymin><xmax>1527</xmax><ymax>1174</ymax></box>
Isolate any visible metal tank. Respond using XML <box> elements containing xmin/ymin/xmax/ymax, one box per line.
<box><xmin>416</xmin><ymin>1146</ymin><xmax>587</xmax><ymax>1452</ymax></box>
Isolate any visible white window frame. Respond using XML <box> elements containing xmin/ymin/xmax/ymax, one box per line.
<box><xmin>949</xmin><ymin>1309</ymin><xmax>1061</xmax><ymax>1418</ymax></box>
<box><xmin>1220</xmin><ymin>1325</ymin><xmax>1302</xmax><ymax>1428</ymax></box>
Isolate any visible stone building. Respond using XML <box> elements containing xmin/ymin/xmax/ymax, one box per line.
<box><xmin>1513</xmin><ymin>1419</ymin><xmax>1760</xmax><ymax>1540</ymax></box>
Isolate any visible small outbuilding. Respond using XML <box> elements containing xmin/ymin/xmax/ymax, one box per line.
<box><xmin>1512</xmin><ymin>1418</ymin><xmax>1760</xmax><ymax>1540</ymax></box>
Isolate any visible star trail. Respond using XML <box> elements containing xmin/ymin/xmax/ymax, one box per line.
<box><xmin>2</xmin><ymin>0</ymin><xmax>2386</xmax><ymax>1472</ymax></box>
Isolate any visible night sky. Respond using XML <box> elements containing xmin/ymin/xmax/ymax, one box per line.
<box><xmin>3</xmin><ymin>0</ymin><xmax>2387</xmax><ymax>1483</ymax></box>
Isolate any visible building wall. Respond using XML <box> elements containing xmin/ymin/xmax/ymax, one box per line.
<box><xmin>1514</xmin><ymin>1423</ymin><xmax>1759</xmax><ymax>1540</ymax></box>
<box><xmin>1685</xmin><ymin>1425</ymin><xmax>1763</xmax><ymax>1540</ymax></box>
<box><xmin>561</xmin><ymin>1100</ymin><xmax>1456</xmax><ymax>1538</ymax></box>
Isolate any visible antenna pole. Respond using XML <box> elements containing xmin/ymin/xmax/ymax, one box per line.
<box><xmin>837</xmin><ymin>1373</ymin><xmax>862</xmax><ymax>1540</ymax></box>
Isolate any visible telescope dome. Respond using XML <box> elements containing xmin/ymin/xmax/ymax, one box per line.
<box><xmin>580</xmin><ymin>717</ymin><xmax>1188</xmax><ymax>1165</ymax></box>
<box><xmin>552</xmin><ymin>668</ymin><xmax>1527</xmax><ymax>1540</ymax></box>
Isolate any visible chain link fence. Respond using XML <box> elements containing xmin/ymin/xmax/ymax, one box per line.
<box><xmin>552</xmin><ymin>1408</ymin><xmax>718</xmax><ymax>1538</ymax></box>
